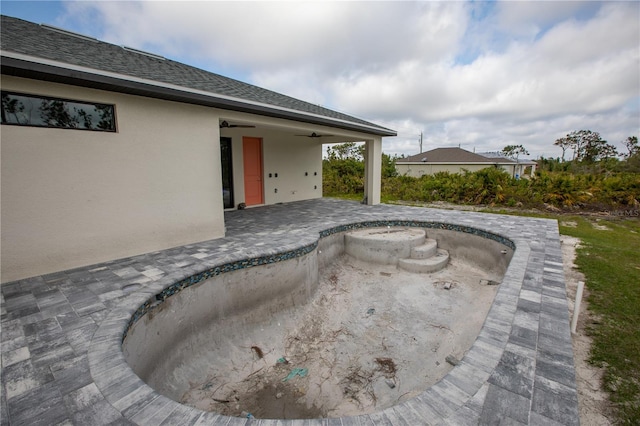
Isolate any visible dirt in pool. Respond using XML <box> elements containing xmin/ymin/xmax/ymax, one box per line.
<box><xmin>180</xmin><ymin>254</ymin><xmax>500</xmax><ymax>419</ymax></box>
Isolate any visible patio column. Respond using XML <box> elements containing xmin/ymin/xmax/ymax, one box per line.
<box><xmin>364</xmin><ymin>136</ymin><xmax>382</xmax><ymax>205</ymax></box>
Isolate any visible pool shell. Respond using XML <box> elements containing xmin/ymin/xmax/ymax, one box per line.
<box><xmin>122</xmin><ymin>224</ymin><xmax>514</xmax><ymax>406</ymax></box>
<box><xmin>86</xmin><ymin>204</ymin><xmax>578</xmax><ymax>425</ymax></box>
<box><xmin>90</xmin><ymin>219</ymin><xmax>527</xmax><ymax>422</ymax></box>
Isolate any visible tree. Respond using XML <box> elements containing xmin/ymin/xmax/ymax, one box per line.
<box><xmin>502</xmin><ymin>144</ymin><xmax>529</xmax><ymax>161</ymax></box>
<box><xmin>623</xmin><ymin>136</ymin><xmax>639</xmax><ymax>158</ymax></box>
<box><xmin>326</xmin><ymin>142</ymin><xmax>363</xmax><ymax>161</ymax></box>
<box><xmin>561</xmin><ymin>130</ymin><xmax>617</xmax><ymax>163</ymax></box>
<box><xmin>574</xmin><ymin>130</ymin><xmax>617</xmax><ymax>162</ymax></box>
<box><xmin>597</xmin><ymin>142</ymin><xmax>619</xmax><ymax>161</ymax></box>
<box><xmin>554</xmin><ymin>136</ymin><xmax>572</xmax><ymax>162</ymax></box>
<box><xmin>381</xmin><ymin>153</ymin><xmax>398</xmax><ymax>178</ymax></box>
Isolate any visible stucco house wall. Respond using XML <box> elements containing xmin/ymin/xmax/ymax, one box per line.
<box><xmin>262</xmin><ymin>136</ymin><xmax>323</xmax><ymax>204</ymax></box>
<box><xmin>396</xmin><ymin>163</ymin><xmax>498</xmax><ymax>177</ymax></box>
<box><xmin>499</xmin><ymin>164</ymin><xmax>516</xmax><ymax>175</ymax></box>
<box><xmin>396</xmin><ymin>162</ymin><xmax>534</xmax><ymax>178</ymax></box>
<box><xmin>1</xmin><ymin>76</ymin><xmax>226</xmax><ymax>282</ymax></box>
<box><xmin>497</xmin><ymin>163</ymin><xmax>537</xmax><ymax>178</ymax></box>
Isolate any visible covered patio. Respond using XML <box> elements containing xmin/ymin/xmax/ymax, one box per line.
<box><xmin>1</xmin><ymin>199</ymin><xmax>578</xmax><ymax>425</ymax></box>
<box><xmin>216</xmin><ymin>110</ymin><xmax>386</xmax><ymax>208</ymax></box>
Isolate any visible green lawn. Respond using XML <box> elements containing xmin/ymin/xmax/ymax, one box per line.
<box><xmin>558</xmin><ymin>216</ymin><xmax>640</xmax><ymax>424</ymax></box>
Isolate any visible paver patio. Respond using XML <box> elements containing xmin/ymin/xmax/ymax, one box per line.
<box><xmin>1</xmin><ymin>199</ymin><xmax>579</xmax><ymax>425</ymax></box>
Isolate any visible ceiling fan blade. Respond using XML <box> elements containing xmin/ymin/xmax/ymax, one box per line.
<box><xmin>220</xmin><ymin>120</ymin><xmax>255</xmax><ymax>129</ymax></box>
<box><xmin>295</xmin><ymin>132</ymin><xmax>334</xmax><ymax>138</ymax></box>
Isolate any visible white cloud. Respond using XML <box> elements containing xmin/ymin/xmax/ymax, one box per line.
<box><xmin>60</xmin><ymin>1</ymin><xmax>639</xmax><ymax>159</ymax></box>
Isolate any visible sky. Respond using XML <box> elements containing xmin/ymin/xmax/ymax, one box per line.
<box><xmin>2</xmin><ymin>1</ymin><xmax>639</xmax><ymax>159</ymax></box>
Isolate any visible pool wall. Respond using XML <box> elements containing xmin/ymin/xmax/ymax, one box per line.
<box><xmin>427</xmin><ymin>228</ymin><xmax>513</xmax><ymax>275</ymax></box>
<box><xmin>124</xmin><ymin>252</ymin><xmax>319</xmax><ymax>399</ymax></box>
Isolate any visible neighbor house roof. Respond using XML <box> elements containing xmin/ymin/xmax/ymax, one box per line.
<box><xmin>0</xmin><ymin>15</ymin><xmax>396</xmax><ymax>137</ymax></box>
<box><xmin>477</xmin><ymin>152</ymin><xmax>537</xmax><ymax>165</ymax></box>
<box><xmin>397</xmin><ymin>147</ymin><xmax>516</xmax><ymax>164</ymax></box>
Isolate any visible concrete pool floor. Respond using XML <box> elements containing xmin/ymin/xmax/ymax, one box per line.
<box><xmin>0</xmin><ymin>199</ymin><xmax>579</xmax><ymax>425</ymax></box>
<box><xmin>179</xmin><ymin>254</ymin><xmax>499</xmax><ymax>418</ymax></box>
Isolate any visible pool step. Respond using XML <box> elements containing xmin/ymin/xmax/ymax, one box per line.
<box><xmin>410</xmin><ymin>238</ymin><xmax>438</xmax><ymax>259</ymax></box>
<box><xmin>345</xmin><ymin>228</ymin><xmax>426</xmax><ymax>265</ymax></box>
<box><xmin>344</xmin><ymin>228</ymin><xmax>449</xmax><ymax>273</ymax></box>
<box><xmin>398</xmin><ymin>249</ymin><xmax>450</xmax><ymax>273</ymax></box>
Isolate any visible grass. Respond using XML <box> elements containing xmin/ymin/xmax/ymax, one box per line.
<box><xmin>557</xmin><ymin>216</ymin><xmax>640</xmax><ymax>424</ymax></box>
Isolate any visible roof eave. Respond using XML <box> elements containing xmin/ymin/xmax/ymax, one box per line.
<box><xmin>1</xmin><ymin>53</ymin><xmax>397</xmax><ymax>137</ymax></box>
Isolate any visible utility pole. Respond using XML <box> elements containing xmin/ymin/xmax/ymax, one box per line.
<box><xmin>419</xmin><ymin>132</ymin><xmax>423</xmax><ymax>153</ymax></box>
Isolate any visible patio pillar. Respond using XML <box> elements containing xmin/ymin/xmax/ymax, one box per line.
<box><xmin>364</xmin><ymin>136</ymin><xmax>382</xmax><ymax>205</ymax></box>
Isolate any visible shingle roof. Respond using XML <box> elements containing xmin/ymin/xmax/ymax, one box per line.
<box><xmin>397</xmin><ymin>147</ymin><xmax>515</xmax><ymax>163</ymax></box>
<box><xmin>477</xmin><ymin>152</ymin><xmax>537</xmax><ymax>164</ymax></box>
<box><xmin>0</xmin><ymin>15</ymin><xmax>395</xmax><ymax>136</ymax></box>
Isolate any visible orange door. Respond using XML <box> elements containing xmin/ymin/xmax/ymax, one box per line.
<box><xmin>243</xmin><ymin>137</ymin><xmax>264</xmax><ymax>206</ymax></box>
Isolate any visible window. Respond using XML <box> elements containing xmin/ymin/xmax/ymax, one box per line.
<box><xmin>1</xmin><ymin>91</ymin><xmax>116</xmax><ymax>132</ymax></box>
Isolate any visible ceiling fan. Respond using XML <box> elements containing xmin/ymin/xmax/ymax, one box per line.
<box><xmin>220</xmin><ymin>120</ymin><xmax>255</xmax><ymax>129</ymax></box>
<box><xmin>296</xmin><ymin>132</ymin><xmax>334</xmax><ymax>138</ymax></box>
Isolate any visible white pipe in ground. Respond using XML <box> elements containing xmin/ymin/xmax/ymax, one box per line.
<box><xmin>571</xmin><ymin>281</ymin><xmax>585</xmax><ymax>334</ymax></box>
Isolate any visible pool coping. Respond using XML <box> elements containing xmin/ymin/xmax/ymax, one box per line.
<box><xmin>1</xmin><ymin>199</ymin><xmax>579</xmax><ymax>425</ymax></box>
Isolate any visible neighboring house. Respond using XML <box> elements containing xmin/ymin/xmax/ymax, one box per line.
<box><xmin>477</xmin><ymin>152</ymin><xmax>537</xmax><ymax>179</ymax></box>
<box><xmin>0</xmin><ymin>15</ymin><xmax>395</xmax><ymax>282</ymax></box>
<box><xmin>395</xmin><ymin>147</ymin><xmax>536</xmax><ymax>178</ymax></box>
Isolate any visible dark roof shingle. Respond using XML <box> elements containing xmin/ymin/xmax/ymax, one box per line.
<box><xmin>397</xmin><ymin>147</ymin><xmax>516</xmax><ymax>163</ymax></box>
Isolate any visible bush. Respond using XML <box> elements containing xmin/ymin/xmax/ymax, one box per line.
<box><xmin>323</xmin><ymin>150</ymin><xmax>640</xmax><ymax>211</ymax></box>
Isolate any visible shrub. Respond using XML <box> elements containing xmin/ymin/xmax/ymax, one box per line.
<box><xmin>323</xmin><ymin>152</ymin><xmax>640</xmax><ymax>211</ymax></box>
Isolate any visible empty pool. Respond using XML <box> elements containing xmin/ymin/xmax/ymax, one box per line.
<box><xmin>121</xmin><ymin>222</ymin><xmax>514</xmax><ymax>420</ymax></box>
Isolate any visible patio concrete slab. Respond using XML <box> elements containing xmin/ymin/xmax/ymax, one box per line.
<box><xmin>1</xmin><ymin>199</ymin><xmax>579</xmax><ymax>425</ymax></box>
